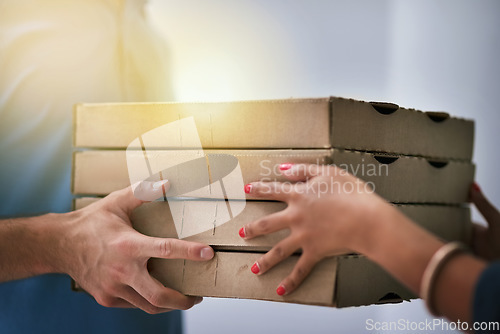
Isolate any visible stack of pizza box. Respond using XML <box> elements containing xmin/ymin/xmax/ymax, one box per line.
<box><xmin>72</xmin><ymin>97</ymin><xmax>474</xmax><ymax>307</ymax></box>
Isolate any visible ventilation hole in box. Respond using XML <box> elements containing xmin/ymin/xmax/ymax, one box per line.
<box><xmin>427</xmin><ymin>159</ymin><xmax>449</xmax><ymax>168</ymax></box>
<box><xmin>374</xmin><ymin>155</ymin><xmax>399</xmax><ymax>165</ymax></box>
<box><xmin>369</xmin><ymin>102</ymin><xmax>399</xmax><ymax>115</ymax></box>
<box><xmin>377</xmin><ymin>292</ymin><xmax>403</xmax><ymax>304</ymax></box>
<box><xmin>426</xmin><ymin>111</ymin><xmax>450</xmax><ymax>122</ymax></box>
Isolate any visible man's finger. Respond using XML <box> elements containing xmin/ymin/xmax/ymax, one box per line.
<box><xmin>117</xmin><ymin>285</ymin><xmax>174</xmax><ymax>314</ymax></box>
<box><xmin>131</xmin><ymin>273</ymin><xmax>200</xmax><ymax>310</ymax></box>
<box><xmin>245</xmin><ymin>181</ymin><xmax>293</xmax><ymax>201</ymax></box>
<box><xmin>95</xmin><ymin>295</ymin><xmax>137</xmax><ymax>309</ymax></box>
<box><xmin>139</xmin><ymin>236</ymin><xmax>214</xmax><ymax>261</ymax></box>
<box><xmin>251</xmin><ymin>237</ymin><xmax>299</xmax><ymax>275</ymax></box>
<box><xmin>241</xmin><ymin>209</ymin><xmax>292</xmax><ymax>240</ymax></box>
<box><xmin>133</xmin><ymin>180</ymin><xmax>170</xmax><ymax>202</ymax></box>
<box><xmin>276</xmin><ymin>253</ymin><xmax>319</xmax><ymax>296</ymax></box>
<box><xmin>106</xmin><ymin>180</ymin><xmax>170</xmax><ymax>216</ymax></box>
<box><xmin>470</xmin><ymin>183</ymin><xmax>500</xmax><ymax>228</ymax></box>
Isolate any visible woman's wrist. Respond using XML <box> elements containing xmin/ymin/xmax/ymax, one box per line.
<box><xmin>353</xmin><ymin>198</ymin><xmax>445</xmax><ymax>295</ymax></box>
<box><xmin>421</xmin><ymin>242</ymin><xmax>469</xmax><ymax>316</ymax></box>
<box><xmin>352</xmin><ymin>197</ymin><xmax>401</xmax><ymax>257</ymax></box>
<box><xmin>432</xmin><ymin>252</ymin><xmax>486</xmax><ymax>323</ymax></box>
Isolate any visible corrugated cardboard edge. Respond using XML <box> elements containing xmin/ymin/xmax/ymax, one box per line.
<box><xmin>328</xmin><ymin>96</ymin><xmax>474</xmax><ymax>124</ymax></box>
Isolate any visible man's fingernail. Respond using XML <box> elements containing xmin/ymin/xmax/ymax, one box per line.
<box><xmin>239</xmin><ymin>227</ymin><xmax>246</xmax><ymax>238</ymax></box>
<box><xmin>200</xmin><ymin>247</ymin><xmax>214</xmax><ymax>260</ymax></box>
<box><xmin>472</xmin><ymin>182</ymin><xmax>481</xmax><ymax>193</ymax></box>
<box><xmin>194</xmin><ymin>297</ymin><xmax>203</xmax><ymax>305</ymax></box>
<box><xmin>153</xmin><ymin>180</ymin><xmax>168</xmax><ymax>190</ymax></box>
<box><xmin>276</xmin><ymin>285</ymin><xmax>286</xmax><ymax>296</ymax></box>
<box><xmin>279</xmin><ymin>163</ymin><xmax>293</xmax><ymax>171</ymax></box>
<box><xmin>251</xmin><ymin>262</ymin><xmax>260</xmax><ymax>274</ymax></box>
<box><xmin>244</xmin><ymin>184</ymin><xmax>253</xmax><ymax>194</ymax></box>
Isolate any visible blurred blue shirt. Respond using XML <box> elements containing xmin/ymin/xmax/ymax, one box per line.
<box><xmin>474</xmin><ymin>262</ymin><xmax>500</xmax><ymax>334</ymax></box>
<box><xmin>0</xmin><ymin>0</ymin><xmax>179</xmax><ymax>332</ymax></box>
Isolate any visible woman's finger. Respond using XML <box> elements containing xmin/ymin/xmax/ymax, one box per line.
<box><xmin>279</xmin><ymin>163</ymin><xmax>348</xmax><ymax>182</ymax></box>
<box><xmin>470</xmin><ymin>183</ymin><xmax>500</xmax><ymax>228</ymax></box>
<box><xmin>245</xmin><ymin>181</ymin><xmax>293</xmax><ymax>201</ymax></box>
<box><xmin>471</xmin><ymin>223</ymin><xmax>489</xmax><ymax>256</ymax></box>
<box><xmin>250</xmin><ymin>237</ymin><xmax>300</xmax><ymax>275</ymax></box>
<box><xmin>241</xmin><ymin>208</ymin><xmax>292</xmax><ymax>240</ymax></box>
<box><xmin>276</xmin><ymin>253</ymin><xmax>319</xmax><ymax>296</ymax></box>
<box><xmin>278</xmin><ymin>163</ymin><xmax>326</xmax><ymax>182</ymax></box>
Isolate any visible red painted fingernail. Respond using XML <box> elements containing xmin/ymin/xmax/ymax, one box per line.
<box><xmin>251</xmin><ymin>263</ymin><xmax>260</xmax><ymax>274</ymax></box>
<box><xmin>279</xmin><ymin>163</ymin><xmax>293</xmax><ymax>171</ymax></box>
<box><xmin>239</xmin><ymin>227</ymin><xmax>246</xmax><ymax>238</ymax></box>
<box><xmin>472</xmin><ymin>182</ymin><xmax>481</xmax><ymax>192</ymax></box>
<box><xmin>244</xmin><ymin>184</ymin><xmax>252</xmax><ymax>194</ymax></box>
<box><xmin>276</xmin><ymin>285</ymin><xmax>286</xmax><ymax>296</ymax></box>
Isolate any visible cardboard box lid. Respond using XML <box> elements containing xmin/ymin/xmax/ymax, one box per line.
<box><xmin>149</xmin><ymin>252</ymin><xmax>338</xmax><ymax>306</ymax></box>
<box><xmin>335</xmin><ymin>255</ymin><xmax>415</xmax><ymax>308</ymax></box>
<box><xmin>72</xmin><ymin>149</ymin><xmax>474</xmax><ymax>204</ymax></box>
<box><xmin>332</xmin><ymin>150</ymin><xmax>475</xmax><ymax>204</ymax></box>
<box><xmin>148</xmin><ymin>252</ymin><xmax>417</xmax><ymax>308</ymax></box>
<box><xmin>73</xmin><ymin>97</ymin><xmax>474</xmax><ymax>160</ymax></box>
<box><xmin>330</xmin><ymin>98</ymin><xmax>474</xmax><ymax>160</ymax></box>
<box><xmin>72</xmin><ymin>149</ymin><xmax>332</xmax><ymax>199</ymax></box>
<box><xmin>70</xmin><ymin>247</ymin><xmax>418</xmax><ymax>308</ymax></box>
<box><xmin>73</xmin><ymin>99</ymin><xmax>331</xmax><ymax>150</ymax></box>
<box><xmin>74</xmin><ymin>198</ymin><xmax>472</xmax><ymax>251</ymax></box>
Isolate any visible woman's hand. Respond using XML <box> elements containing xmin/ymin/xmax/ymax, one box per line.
<box><xmin>239</xmin><ymin>163</ymin><xmax>393</xmax><ymax>296</ymax></box>
<box><xmin>469</xmin><ymin>183</ymin><xmax>500</xmax><ymax>260</ymax></box>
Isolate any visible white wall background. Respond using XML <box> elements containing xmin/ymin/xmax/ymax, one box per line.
<box><xmin>146</xmin><ymin>1</ymin><xmax>500</xmax><ymax>333</ymax></box>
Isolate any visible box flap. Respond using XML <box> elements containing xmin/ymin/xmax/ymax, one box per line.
<box><xmin>74</xmin><ymin>198</ymin><xmax>472</xmax><ymax>250</ymax></box>
<box><xmin>335</xmin><ymin>255</ymin><xmax>415</xmax><ymax>308</ymax></box>
<box><xmin>72</xmin><ymin>149</ymin><xmax>332</xmax><ymax>199</ymax></box>
<box><xmin>332</xmin><ymin>149</ymin><xmax>475</xmax><ymax>204</ymax></box>
<box><xmin>150</xmin><ymin>252</ymin><xmax>337</xmax><ymax>306</ymax></box>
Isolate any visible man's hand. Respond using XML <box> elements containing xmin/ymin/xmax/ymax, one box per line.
<box><xmin>60</xmin><ymin>181</ymin><xmax>214</xmax><ymax>314</ymax></box>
